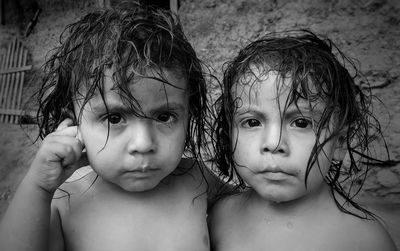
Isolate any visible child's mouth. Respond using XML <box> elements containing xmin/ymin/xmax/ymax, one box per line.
<box><xmin>261</xmin><ymin>171</ymin><xmax>292</xmax><ymax>181</ymax></box>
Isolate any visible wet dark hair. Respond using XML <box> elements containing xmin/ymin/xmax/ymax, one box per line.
<box><xmin>36</xmin><ymin>1</ymin><xmax>210</xmax><ymax>163</ymax></box>
<box><xmin>213</xmin><ymin>29</ymin><xmax>389</xmax><ymax>218</ymax></box>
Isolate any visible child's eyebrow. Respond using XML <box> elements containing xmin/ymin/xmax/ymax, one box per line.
<box><xmin>285</xmin><ymin>102</ymin><xmax>324</xmax><ymax>117</ymax></box>
<box><xmin>90</xmin><ymin>100</ymin><xmax>187</xmax><ymax>114</ymax></box>
<box><xmin>149</xmin><ymin>102</ymin><xmax>187</xmax><ymax>113</ymax></box>
<box><xmin>89</xmin><ymin>99</ymin><xmax>127</xmax><ymax>113</ymax></box>
<box><xmin>234</xmin><ymin>105</ymin><xmax>264</xmax><ymax>117</ymax></box>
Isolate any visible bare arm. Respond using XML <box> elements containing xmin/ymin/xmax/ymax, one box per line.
<box><xmin>0</xmin><ymin>173</ymin><xmax>54</xmax><ymax>251</ymax></box>
<box><xmin>0</xmin><ymin>119</ymin><xmax>85</xmax><ymax>251</ymax></box>
<box><xmin>361</xmin><ymin>219</ymin><xmax>398</xmax><ymax>251</ymax></box>
<box><xmin>345</xmin><ymin>214</ymin><xmax>398</xmax><ymax>251</ymax></box>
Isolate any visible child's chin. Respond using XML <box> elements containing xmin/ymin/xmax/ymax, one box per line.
<box><xmin>119</xmin><ymin>180</ymin><xmax>160</xmax><ymax>192</ymax></box>
<box><xmin>256</xmin><ymin>190</ymin><xmax>293</xmax><ymax>203</ymax></box>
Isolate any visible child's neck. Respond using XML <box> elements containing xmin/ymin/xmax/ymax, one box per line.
<box><xmin>248</xmin><ymin>183</ymin><xmax>336</xmax><ymax>217</ymax></box>
<box><xmin>91</xmin><ymin>173</ymin><xmax>175</xmax><ymax>198</ymax></box>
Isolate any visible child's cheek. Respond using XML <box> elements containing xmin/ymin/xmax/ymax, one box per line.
<box><xmin>233</xmin><ymin>134</ymin><xmax>251</xmax><ymax>165</ymax></box>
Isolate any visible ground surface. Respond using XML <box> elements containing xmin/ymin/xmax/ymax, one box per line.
<box><xmin>0</xmin><ymin>0</ymin><xmax>399</xmax><ymax>249</ymax></box>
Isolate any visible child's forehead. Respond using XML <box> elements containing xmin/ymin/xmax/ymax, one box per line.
<box><xmin>78</xmin><ymin>67</ymin><xmax>187</xmax><ymax>92</ymax></box>
<box><xmin>233</xmin><ymin>69</ymin><xmax>289</xmax><ymax>97</ymax></box>
<box><xmin>232</xmin><ymin>69</ymin><xmax>325</xmax><ymax>110</ymax></box>
<box><xmin>107</xmin><ymin>67</ymin><xmax>186</xmax><ymax>85</ymax></box>
<box><xmin>74</xmin><ymin>67</ymin><xmax>189</xmax><ymax>108</ymax></box>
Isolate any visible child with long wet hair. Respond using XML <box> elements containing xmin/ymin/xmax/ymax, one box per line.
<box><xmin>0</xmin><ymin>2</ymin><xmax>222</xmax><ymax>251</ymax></box>
<box><xmin>209</xmin><ymin>30</ymin><xmax>397</xmax><ymax>251</ymax></box>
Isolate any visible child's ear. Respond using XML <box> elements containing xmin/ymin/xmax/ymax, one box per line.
<box><xmin>332</xmin><ymin>132</ymin><xmax>347</xmax><ymax>162</ymax></box>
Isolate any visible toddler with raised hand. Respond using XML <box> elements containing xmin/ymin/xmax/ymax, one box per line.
<box><xmin>209</xmin><ymin>30</ymin><xmax>397</xmax><ymax>251</ymax></box>
<box><xmin>0</xmin><ymin>2</ymin><xmax>221</xmax><ymax>251</ymax></box>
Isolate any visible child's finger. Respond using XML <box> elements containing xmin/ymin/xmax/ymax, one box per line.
<box><xmin>56</xmin><ymin>118</ymin><xmax>74</xmax><ymax>132</ymax></box>
<box><xmin>58</xmin><ymin>140</ymin><xmax>84</xmax><ymax>167</ymax></box>
<box><xmin>52</xmin><ymin>125</ymin><xmax>79</xmax><ymax>138</ymax></box>
<box><xmin>46</xmin><ymin>127</ymin><xmax>85</xmax><ymax>166</ymax></box>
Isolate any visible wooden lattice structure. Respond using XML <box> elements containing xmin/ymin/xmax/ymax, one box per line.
<box><xmin>0</xmin><ymin>37</ymin><xmax>31</xmax><ymax>123</ymax></box>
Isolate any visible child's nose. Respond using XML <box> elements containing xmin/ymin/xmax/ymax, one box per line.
<box><xmin>127</xmin><ymin>121</ymin><xmax>155</xmax><ymax>154</ymax></box>
<box><xmin>261</xmin><ymin>123</ymin><xmax>289</xmax><ymax>155</ymax></box>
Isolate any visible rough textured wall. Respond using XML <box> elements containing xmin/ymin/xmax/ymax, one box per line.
<box><xmin>0</xmin><ymin>0</ymin><xmax>98</xmax><ymax>110</ymax></box>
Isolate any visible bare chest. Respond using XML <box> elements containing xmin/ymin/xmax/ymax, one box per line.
<box><xmin>56</xmin><ymin>179</ymin><xmax>210</xmax><ymax>251</ymax></box>
<box><xmin>214</xmin><ymin>213</ymin><xmax>358</xmax><ymax>251</ymax></box>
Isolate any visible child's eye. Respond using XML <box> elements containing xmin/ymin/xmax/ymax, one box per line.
<box><xmin>156</xmin><ymin>112</ymin><xmax>176</xmax><ymax>123</ymax></box>
<box><xmin>291</xmin><ymin>118</ymin><xmax>313</xmax><ymax>129</ymax></box>
<box><xmin>107</xmin><ymin>114</ymin><xmax>124</xmax><ymax>125</ymax></box>
<box><xmin>242</xmin><ymin>119</ymin><xmax>261</xmax><ymax>128</ymax></box>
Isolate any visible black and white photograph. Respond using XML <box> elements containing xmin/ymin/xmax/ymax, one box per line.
<box><xmin>0</xmin><ymin>0</ymin><xmax>399</xmax><ymax>250</ymax></box>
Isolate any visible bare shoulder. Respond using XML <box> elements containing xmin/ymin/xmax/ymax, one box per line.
<box><xmin>177</xmin><ymin>158</ymin><xmax>234</xmax><ymax>201</ymax></box>
<box><xmin>338</xmin><ymin>211</ymin><xmax>397</xmax><ymax>251</ymax></box>
<box><xmin>177</xmin><ymin>158</ymin><xmax>215</xmax><ymax>181</ymax></box>
<box><xmin>52</xmin><ymin>166</ymin><xmax>97</xmax><ymax>208</ymax></box>
<box><xmin>209</xmin><ymin>191</ymin><xmax>247</xmax><ymax>225</ymax></box>
<box><xmin>174</xmin><ymin>158</ymin><xmax>205</xmax><ymax>185</ymax></box>
<box><xmin>208</xmin><ymin>191</ymin><xmax>247</xmax><ymax>249</ymax></box>
<box><xmin>47</xmin><ymin>167</ymin><xmax>96</xmax><ymax>251</ymax></box>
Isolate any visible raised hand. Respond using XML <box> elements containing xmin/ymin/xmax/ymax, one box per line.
<box><xmin>26</xmin><ymin>118</ymin><xmax>88</xmax><ymax>194</ymax></box>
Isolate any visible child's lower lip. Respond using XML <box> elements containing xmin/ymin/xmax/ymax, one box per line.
<box><xmin>262</xmin><ymin>171</ymin><xmax>291</xmax><ymax>180</ymax></box>
<box><xmin>126</xmin><ymin>168</ymin><xmax>158</xmax><ymax>175</ymax></box>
